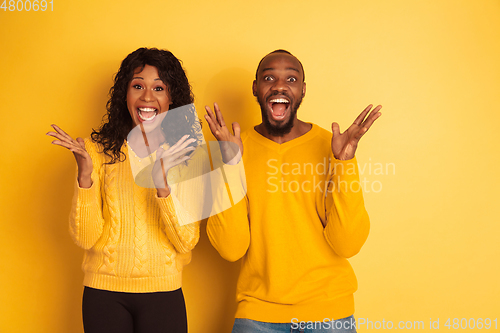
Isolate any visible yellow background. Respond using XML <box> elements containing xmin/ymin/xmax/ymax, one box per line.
<box><xmin>1</xmin><ymin>0</ymin><xmax>499</xmax><ymax>332</ymax></box>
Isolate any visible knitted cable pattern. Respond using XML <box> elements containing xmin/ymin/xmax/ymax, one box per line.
<box><xmin>131</xmin><ymin>183</ymin><xmax>151</xmax><ymax>277</ymax></box>
<box><xmin>100</xmin><ymin>161</ymin><xmax>119</xmax><ymax>275</ymax></box>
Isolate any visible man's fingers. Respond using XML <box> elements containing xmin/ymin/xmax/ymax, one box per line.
<box><xmin>353</xmin><ymin>127</ymin><xmax>368</xmax><ymax>141</ymax></box>
<box><xmin>214</xmin><ymin>102</ymin><xmax>226</xmax><ymax>128</ymax></box>
<box><xmin>331</xmin><ymin>122</ymin><xmax>341</xmax><ymax>137</ymax></box>
<box><xmin>232</xmin><ymin>122</ymin><xmax>241</xmax><ymax>138</ymax></box>
<box><xmin>360</xmin><ymin>105</ymin><xmax>382</xmax><ymax>130</ymax></box>
<box><xmin>353</xmin><ymin>105</ymin><xmax>373</xmax><ymax>125</ymax></box>
<box><xmin>204</xmin><ymin>113</ymin><xmax>218</xmax><ymax>136</ymax></box>
<box><xmin>205</xmin><ymin>106</ymin><xmax>221</xmax><ymax>137</ymax></box>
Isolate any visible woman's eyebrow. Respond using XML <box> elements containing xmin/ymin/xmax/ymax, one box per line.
<box><xmin>131</xmin><ymin>77</ymin><xmax>163</xmax><ymax>81</ymax></box>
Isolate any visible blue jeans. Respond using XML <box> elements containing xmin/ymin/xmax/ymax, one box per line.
<box><xmin>232</xmin><ymin>315</ymin><xmax>357</xmax><ymax>333</ymax></box>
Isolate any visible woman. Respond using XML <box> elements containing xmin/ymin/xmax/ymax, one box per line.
<box><xmin>47</xmin><ymin>48</ymin><xmax>207</xmax><ymax>333</ymax></box>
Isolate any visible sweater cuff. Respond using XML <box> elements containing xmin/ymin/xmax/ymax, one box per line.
<box><xmin>331</xmin><ymin>156</ymin><xmax>361</xmax><ymax>180</ymax></box>
<box><xmin>156</xmin><ymin>193</ymin><xmax>198</xmax><ymax>227</ymax></box>
<box><xmin>155</xmin><ymin>194</ymin><xmax>176</xmax><ymax>220</ymax></box>
<box><xmin>222</xmin><ymin>160</ymin><xmax>247</xmax><ymax>205</ymax></box>
<box><xmin>75</xmin><ymin>177</ymin><xmax>98</xmax><ymax>203</ymax></box>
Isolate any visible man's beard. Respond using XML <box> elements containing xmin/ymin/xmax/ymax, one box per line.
<box><xmin>258</xmin><ymin>94</ymin><xmax>302</xmax><ymax>137</ymax></box>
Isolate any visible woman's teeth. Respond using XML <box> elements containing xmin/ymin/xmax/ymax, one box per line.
<box><xmin>138</xmin><ymin>108</ymin><xmax>157</xmax><ymax>121</ymax></box>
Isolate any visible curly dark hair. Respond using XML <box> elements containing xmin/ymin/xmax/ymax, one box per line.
<box><xmin>91</xmin><ymin>47</ymin><xmax>199</xmax><ymax>163</ymax></box>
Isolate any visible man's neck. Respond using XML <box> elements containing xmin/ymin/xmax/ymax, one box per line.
<box><xmin>254</xmin><ymin>119</ymin><xmax>312</xmax><ymax>144</ymax></box>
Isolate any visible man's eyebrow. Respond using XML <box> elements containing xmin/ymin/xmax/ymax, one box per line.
<box><xmin>261</xmin><ymin>67</ymin><xmax>300</xmax><ymax>74</ymax></box>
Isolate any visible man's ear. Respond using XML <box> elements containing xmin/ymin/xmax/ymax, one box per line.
<box><xmin>252</xmin><ymin>80</ymin><xmax>257</xmax><ymax>96</ymax></box>
<box><xmin>302</xmin><ymin>82</ymin><xmax>306</xmax><ymax>98</ymax></box>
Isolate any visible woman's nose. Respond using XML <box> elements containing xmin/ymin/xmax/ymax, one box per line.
<box><xmin>141</xmin><ymin>89</ymin><xmax>154</xmax><ymax>102</ymax></box>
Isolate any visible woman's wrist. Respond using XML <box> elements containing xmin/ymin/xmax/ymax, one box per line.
<box><xmin>156</xmin><ymin>186</ymin><xmax>171</xmax><ymax>198</ymax></box>
<box><xmin>77</xmin><ymin>173</ymin><xmax>93</xmax><ymax>188</ymax></box>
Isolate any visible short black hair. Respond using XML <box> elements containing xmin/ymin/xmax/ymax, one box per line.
<box><xmin>255</xmin><ymin>49</ymin><xmax>305</xmax><ymax>82</ymax></box>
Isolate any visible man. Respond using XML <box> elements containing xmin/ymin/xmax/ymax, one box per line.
<box><xmin>205</xmin><ymin>49</ymin><xmax>381</xmax><ymax>332</ymax></box>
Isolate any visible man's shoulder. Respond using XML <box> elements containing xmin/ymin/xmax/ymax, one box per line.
<box><xmin>240</xmin><ymin>127</ymin><xmax>257</xmax><ymax>147</ymax></box>
<box><xmin>309</xmin><ymin>123</ymin><xmax>332</xmax><ymax>144</ymax></box>
<box><xmin>241</xmin><ymin>128</ymin><xmax>252</xmax><ymax>141</ymax></box>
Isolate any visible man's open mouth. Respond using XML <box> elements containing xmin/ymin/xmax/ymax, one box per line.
<box><xmin>267</xmin><ymin>97</ymin><xmax>290</xmax><ymax>120</ymax></box>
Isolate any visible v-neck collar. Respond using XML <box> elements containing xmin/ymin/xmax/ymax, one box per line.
<box><xmin>247</xmin><ymin>123</ymin><xmax>320</xmax><ymax>153</ymax></box>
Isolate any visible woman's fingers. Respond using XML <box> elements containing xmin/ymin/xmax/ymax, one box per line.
<box><xmin>167</xmin><ymin>154</ymin><xmax>192</xmax><ymax>169</ymax></box>
<box><xmin>70</xmin><ymin>147</ymin><xmax>90</xmax><ymax>158</ymax></box>
<box><xmin>51</xmin><ymin>124</ymin><xmax>77</xmax><ymax>143</ymax></box>
<box><xmin>160</xmin><ymin>146</ymin><xmax>195</xmax><ymax>162</ymax></box>
<box><xmin>76</xmin><ymin>137</ymin><xmax>86</xmax><ymax>149</ymax></box>
<box><xmin>167</xmin><ymin>136</ymin><xmax>196</xmax><ymax>155</ymax></box>
<box><xmin>47</xmin><ymin>124</ymin><xmax>81</xmax><ymax>149</ymax></box>
<box><xmin>51</xmin><ymin>139</ymin><xmax>80</xmax><ymax>150</ymax></box>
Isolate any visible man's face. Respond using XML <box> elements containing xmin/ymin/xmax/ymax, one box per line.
<box><xmin>253</xmin><ymin>53</ymin><xmax>306</xmax><ymax>136</ymax></box>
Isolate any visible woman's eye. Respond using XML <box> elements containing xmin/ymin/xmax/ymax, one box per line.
<box><xmin>154</xmin><ymin>86</ymin><xmax>164</xmax><ymax>91</ymax></box>
<box><xmin>133</xmin><ymin>84</ymin><xmax>142</xmax><ymax>89</ymax></box>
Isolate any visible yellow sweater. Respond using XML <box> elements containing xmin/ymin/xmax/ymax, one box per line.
<box><xmin>69</xmin><ymin>138</ymin><xmax>207</xmax><ymax>293</ymax></box>
<box><xmin>207</xmin><ymin>124</ymin><xmax>370</xmax><ymax>322</ymax></box>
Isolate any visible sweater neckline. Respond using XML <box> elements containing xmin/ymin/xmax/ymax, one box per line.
<box><xmin>248</xmin><ymin>123</ymin><xmax>320</xmax><ymax>152</ymax></box>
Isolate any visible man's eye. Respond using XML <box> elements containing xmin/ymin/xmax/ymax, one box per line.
<box><xmin>264</xmin><ymin>76</ymin><xmax>273</xmax><ymax>81</ymax></box>
<box><xmin>288</xmin><ymin>77</ymin><xmax>297</xmax><ymax>83</ymax></box>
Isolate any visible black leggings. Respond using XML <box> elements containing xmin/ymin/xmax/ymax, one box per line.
<box><xmin>82</xmin><ymin>287</ymin><xmax>187</xmax><ymax>333</ymax></box>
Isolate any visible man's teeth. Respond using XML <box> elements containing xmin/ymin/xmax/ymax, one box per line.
<box><xmin>269</xmin><ymin>98</ymin><xmax>289</xmax><ymax>104</ymax></box>
<box><xmin>138</xmin><ymin>108</ymin><xmax>157</xmax><ymax>121</ymax></box>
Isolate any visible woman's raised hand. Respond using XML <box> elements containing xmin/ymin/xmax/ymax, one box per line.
<box><xmin>204</xmin><ymin>103</ymin><xmax>243</xmax><ymax>165</ymax></box>
<box><xmin>153</xmin><ymin>135</ymin><xmax>196</xmax><ymax>197</ymax></box>
<box><xmin>47</xmin><ymin>124</ymin><xmax>93</xmax><ymax>188</ymax></box>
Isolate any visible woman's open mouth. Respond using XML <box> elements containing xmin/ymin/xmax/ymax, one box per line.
<box><xmin>137</xmin><ymin>107</ymin><xmax>158</xmax><ymax>122</ymax></box>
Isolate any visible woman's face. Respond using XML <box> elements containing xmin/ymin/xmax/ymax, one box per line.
<box><xmin>127</xmin><ymin>65</ymin><xmax>172</xmax><ymax>132</ymax></box>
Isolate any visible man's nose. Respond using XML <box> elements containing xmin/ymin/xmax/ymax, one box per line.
<box><xmin>271</xmin><ymin>78</ymin><xmax>288</xmax><ymax>93</ymax></box>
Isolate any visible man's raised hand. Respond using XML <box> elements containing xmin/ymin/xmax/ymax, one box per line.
<box><xmin>331</xmin><ymin>104</ymin><xmax>382</xmax><ymax>160</ymax></box>
<box><xmin>204</xmin><ymin>103</ymin><xmax>243</xmax><ymax>165</ymax></box>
